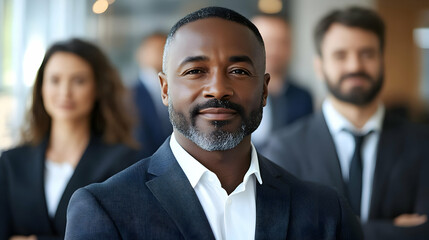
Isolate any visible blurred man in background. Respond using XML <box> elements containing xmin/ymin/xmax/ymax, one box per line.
<box><xmin>132</xmin><ymin>32</ymin><xmax>172</xmax><ymax>157</ymax></box>
<box><xmin>252</xmin><ymin>15</ymin><xmax>313</xmax><ymax>150</ymax></box>
<box><xmin>263</xmin><ymin>7</ymin><xmax>429</xmax><ymax>240</ymax></box>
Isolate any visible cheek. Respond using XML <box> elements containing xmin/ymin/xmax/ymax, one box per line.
<box><xmin>77</xmin><ymin>85</ymin><xmax>97</xmax><ymax>110</ymax></box>
<box><xmin>241</xmin><ymin>84</ymin><xmax>265</xmax><ymax>107</ymax></box>
<box><xmin>169</xmin><ymin>82</ymin><xmax>201</xmax><ymax>104</ymax></box>
<box><xmin>323</xmin><ymin>61</ymin><xmax>342</xmax><ymax>80</ymax></box>
<box><xmin>168</xmin><ymin>94</ymin><xmax>190</xmax><ymax>115</ymax></box>
<box><xmin>41</xmin><ymin>83</ymin><xmax>55</xmax><ymax>108</ymax></box>
<box><xmin>366</xmin><ymin>61</ymin><xmax>382</xmax><ymax>77</ymax></box>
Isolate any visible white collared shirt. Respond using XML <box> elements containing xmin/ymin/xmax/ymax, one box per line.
<box><xmin>170</xmin><ymin>133</ymin><xmax>263</xmax><ymax>240</ymax></box>
<box><xmin>44</xmin><ymin>160</ymin><xmax>74</xmax><ymax>217</ymax></box>
<box><xmin>322</xmin><ymin>99</ymin><xmax>384</xmax><ymax>222</ymax></box>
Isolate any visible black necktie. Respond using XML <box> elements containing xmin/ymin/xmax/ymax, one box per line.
<box><xmin>347</xmin><ymin>131</ymin><xmax>372</xmax><ymax>217</ymax></box>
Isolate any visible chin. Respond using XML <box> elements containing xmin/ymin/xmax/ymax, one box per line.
<box><xmin>51</xmin><ymin>113</ymin><xmax>89</xmax><ymax>123</ymax></box>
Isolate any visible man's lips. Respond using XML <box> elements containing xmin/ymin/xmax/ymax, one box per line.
<box><xmin>198</xmin><ymin>107</ymin><xmax>237</xmax><ymax>120</ymax></box>
<box><xmin>345</xmin><ymin>76</ymin><xmax>369</xmax><ymax>81</ymax></box>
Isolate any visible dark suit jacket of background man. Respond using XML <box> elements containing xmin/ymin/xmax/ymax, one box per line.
<box><xmin>0</xmin><ymin>135</ymin><xmax>141</xmax><ymax>240</ymax></box>
<box><xmin>132</xmin><ymin>79</ymin><xmax>172</xmax><ymax>158</ymax></box>
<box><xmin>274</xmin><ymin>80</ymin><xmax>313</xmax><ymax>127</ymax></box>
<box><xmin>65</xmin><ymin>138</ymin><xmax>363</xmax><ymax>240</ymax></box>
<box><xmin>262</xmin><ymin>112</ymin><xmax>429</xmax><ymax>240</ymax></box>
<box><xmin>255</xmin><ymin>80</ymin><xmax>313</xmax><ymax>152</ymax></box>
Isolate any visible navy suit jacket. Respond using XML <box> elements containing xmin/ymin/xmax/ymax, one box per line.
<box><xmin>0</xmin><ymin>135</ymin><xmax>140</xmax><ymax>240</ymax></box>
<box><xmin>65</xmin><ymin>138</ymin><xmax>363</xmax><ymax>240</ymax></box>
<box><xmin>277</xmin><ymin>81</ymin><xmax>313</xmax><ymax>127</ymax></box>
<box><xmin>255</xmin><ymin>81</ymin><xmax>313</xmax><ymax>152</ymax></box>
<box><xmin>263</xmin><ymin>112</ymin><xmax>429</xmax><ymax>240</ymax></box>
<box><xmin>132</xmin><ymin>80</ymin><xmax>172</xmax><ymax>157</ymax></box>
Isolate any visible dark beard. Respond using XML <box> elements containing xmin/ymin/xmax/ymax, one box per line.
<box><xmin>325</xmin><ymin>71</ymin><xmax>384</xmax><ymax>106</ymax></box>
<box><xmin>168</xmin><ymin>98</ymin><xmax>263</xmax><ymax>151</ymax></box>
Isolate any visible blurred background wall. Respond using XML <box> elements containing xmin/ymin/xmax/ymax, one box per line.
<box><xmin>1</xmin><ymin>0</ymin><xmax>428</xmax><ymax>151</ymax></box>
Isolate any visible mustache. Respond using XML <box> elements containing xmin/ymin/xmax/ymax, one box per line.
<box><xmin>339</xmin><ymin>72</ymin><xmax>373</xmax><ymax>84</ymax></box>
<box><xmin>191</xmin><ymin>99</ymin><xmax>245</xmax><ymax>118</ymax></box>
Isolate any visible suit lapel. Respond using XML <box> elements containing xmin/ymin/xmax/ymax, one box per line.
<box><xmin>53</xmin><ymin>135</ymin><xmax>106</xmax><ymax>235</ymax></box>
<box><xmin>307</xmin><ymin>113</ymin><xmax>347</xmax><ymax>196</ymax></box>
<box><xmin>255</xmin><ymin>156</ymin><xmax>290</xmax><ymax>240</ymax></box>
<box><xmin>146</xmin><ymin>142</ymin><xmax>215</xmax><ymax>240</ymax></box>
<box><xmin>34</xmin><ymin>138</ymin><xmax>56</xmax><ymax>233</ymax></box>
<box><xmin>369</xmin><ymin>116</ymin><xmax>403</xmax><ymax>218</ymax></box>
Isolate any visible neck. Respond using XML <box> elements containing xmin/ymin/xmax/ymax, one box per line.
<box><xmin>174</xmin><ymin>130</ymin><xmax>252</xmax><ymax>194</ymax></box>
<box><xmin>329</xmin><ymin>96</ymin><xmax>380</xmax><ymax>129</ymax></box>
<box><xmin>47</xmin><ymin>119</ymin><xmax>91</xmax><ymax>166</ymax></box>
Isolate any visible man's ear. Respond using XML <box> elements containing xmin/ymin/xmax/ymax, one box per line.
<box><xmin>313</xmin><ymin>55</ymin><xmax>324</xmax><ymax>82</ymax></box>
<box><xmin>262</xmin><ymin>73</ymin><xmax>270</xmax><ymax>107</ymax></box>
<box><xmin>159</xmin><ymin>72</ymin><xmax>169</xmax><ymax>106</ymax></box>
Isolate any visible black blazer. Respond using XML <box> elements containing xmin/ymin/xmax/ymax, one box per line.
<box><xmin>262</xmin><ymin>112</ymin><xmax>429</xmax><ymax>240</ymax></box>
<box><xmin>0</xmin><ymin>135</ymin><xmax>141</xmax><ymax>240</ymax></box>
<box><xmin>65</xmin><ymin>138</ymin><xmax>363</xmax><ymax>240</ymax></box>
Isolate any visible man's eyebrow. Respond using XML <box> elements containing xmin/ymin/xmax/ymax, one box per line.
<box><xmin>179</xmin><ymin>56</ymin><xmax>209</xmax><ymax>67</ymax></box>
<box><xmin>229</xmin><ymin>55</ymin><xmax>254</xmax><ymax>66</ymax></box>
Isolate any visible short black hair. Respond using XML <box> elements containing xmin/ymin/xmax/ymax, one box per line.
<box><xmin>314</xmin><ymin>6</ymin><xmax>385</xmax><ymax>56</ymax></box>
<box><xmin>162</xmin><ymin>6</ymin><xmax>264</xmax><ymax>72</ymax></box>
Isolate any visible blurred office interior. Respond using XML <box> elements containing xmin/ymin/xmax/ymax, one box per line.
<box><xmin>0</xmin><ymin>0</ymin><xmax>428</xmax><ymax>151</ymax></box>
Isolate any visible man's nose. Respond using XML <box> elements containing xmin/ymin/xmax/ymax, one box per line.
<box><xmin>202</xmin><ymin>71</ymin><xmax>233</xmax><ymax>100</ymax></box>
<box><xmin>345</xmin><ymin>54</ymin><xmax>364</xmax><ymax>72</ymax></box>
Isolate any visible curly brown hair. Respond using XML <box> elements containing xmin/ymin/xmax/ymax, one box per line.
<box><xmin>21</xmin><ymin>38</ymin><xmax>138</xmax><ymax>148</ymax></box>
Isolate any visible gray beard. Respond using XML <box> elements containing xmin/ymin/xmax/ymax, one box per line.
<box><xmin>185</xmin><ymin>122</ymin><xmax>246</xmax><ymax>151</ymax></box>
<box><xmin>168</xmin><ymin>103</ymin><xmax>247</xmax><ymax>151</ymax></box>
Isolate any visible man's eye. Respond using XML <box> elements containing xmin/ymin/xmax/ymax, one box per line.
<box><xmin>184</xmin><ymin>69</ymin><xmax>204</xmax><ymax>75</ymax></box>
<box><xmin>361</xmin><ymin>51</ymin><xmax>375</xmax><ymax>59</ymax></box>
<box><xmin>231</xmin><ymin>69</ymin><xmax>250</xmax><ymax>75</ymax></box>
<box><xmin>333</xmin><ymin>53</ymin><xmax>346</xmax><ymax>61</ymax></box>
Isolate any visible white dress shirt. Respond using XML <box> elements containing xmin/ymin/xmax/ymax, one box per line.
<box><xmin>322</xmin><ymin>99</ymin><xmax>384</xmax><ymax>222</ymax></box>
<box><xmin>170</xmin><ymin>133</ymin><xmax>263</xmax><ymax>240</ymax></box>
<box><xmin>44</xmin><ymin>160</ymin><xmax>74</xmax><ymax>217</ymax></box>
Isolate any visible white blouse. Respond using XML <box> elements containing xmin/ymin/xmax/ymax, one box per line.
<box><xmin>44</xmin><ymin>160</ymin><xmax>74</xmax><ymax>217</ymax></box>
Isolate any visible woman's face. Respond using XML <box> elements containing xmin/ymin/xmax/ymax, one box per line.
<box><xmin>42</xmin><ymin>52</ymin><xmax>96</xmax><ymax>123</ymax></box>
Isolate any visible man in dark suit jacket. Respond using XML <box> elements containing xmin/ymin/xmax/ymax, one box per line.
<box><xmin>132</xmin><ymin>33</ymin><xmax>172</xmax><ymax>157</ymax></box>
<box><xmin>65</xmin><ymin>7</ymin><xmax>362</xmax><ymax>239</ymax></box>
<box><xmin>263</xmin><ymin>7</ymin><xmax>429</xmax><ymax>240</ymax></box>
<box><xmin>251</xmin><ymin>15</ymin><xmax>313</xmax><ymax>150</ymax></box>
